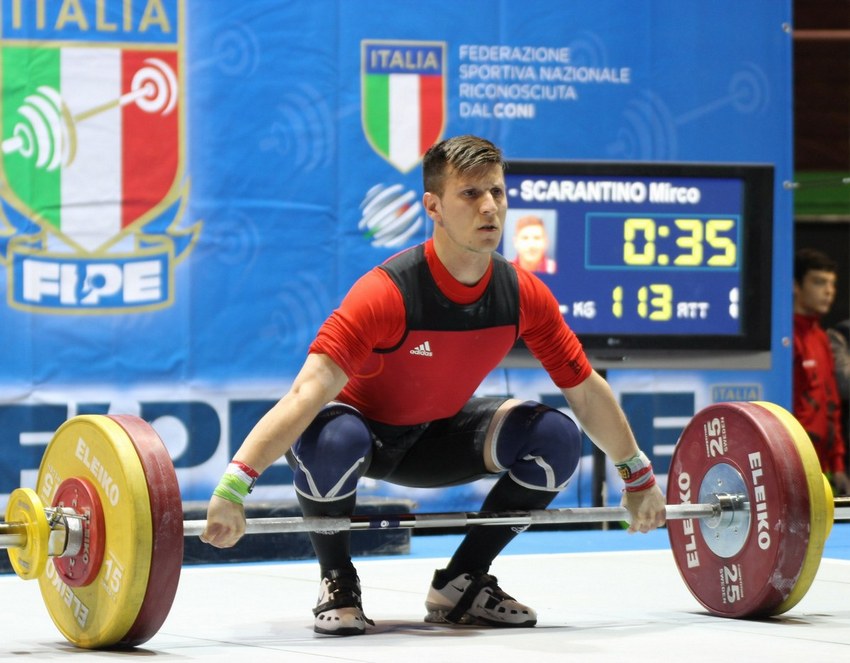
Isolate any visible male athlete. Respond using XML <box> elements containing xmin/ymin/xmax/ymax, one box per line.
<box><xmin>201</xmin><ymin>135</ymin><xmax>667</xmax><ymax>635</ymax></box>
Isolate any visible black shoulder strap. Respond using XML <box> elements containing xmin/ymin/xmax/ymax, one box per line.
<box><xmin>379</xmin><ymin>245</ymin><xmax>519</xmax><ymax>333</ymax></box>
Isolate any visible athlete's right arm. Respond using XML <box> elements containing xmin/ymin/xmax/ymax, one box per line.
<box><xmin>233</xmin><ymin>352</ymin><xmax>349</xmax><ymax>472</ymax></box>
<box><xmin>200</xmin><ymin>352</ymin><xmax>348</xmax><ymax>548</ymax></box>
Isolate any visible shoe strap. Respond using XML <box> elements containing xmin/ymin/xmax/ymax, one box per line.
<box><xmin>313</xmin><ymin>575</ymin><xmax>375</xmax><ymax>625</ymax></box>
<box><xmin>445</xmin><ymin>573</ymin><xmax>510</xmax><ymax>624</ymax></box>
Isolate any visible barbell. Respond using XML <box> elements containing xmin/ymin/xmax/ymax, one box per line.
<box><xmin>1</xmin><ymin>401</ymin><xmax>848</xmax><ymax>649</ymax></box>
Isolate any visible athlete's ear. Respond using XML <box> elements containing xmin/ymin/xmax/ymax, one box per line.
<box><xmin>423</xmin><ymin>192</ymin><xmax>443</xmax><ymax>226</ymax></box>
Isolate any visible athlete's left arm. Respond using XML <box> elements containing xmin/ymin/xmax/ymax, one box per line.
<box><xmin>560</xmin><ymin>369</ymin><xmax>637</xmax><ymax>463</ymax></box>
<box><xmin>514</xmin><ymin>268</ymin><xmax>665</xmax><ymax>530</ymax></box>
<box><xmin>562</xmin><ymin>371</ymin><xmax>667</xmax><ymax>533</ymax></box>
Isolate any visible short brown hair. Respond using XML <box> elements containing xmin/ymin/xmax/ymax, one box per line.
<box><xmin>794</xmin><ymin>247</ymin><xmax>837</xmax><ymax>285</ymax></box>
<box><xmin>422</xmin><ymin>135</ymin><xmax>505</xmax><ymax>195</ymax></box>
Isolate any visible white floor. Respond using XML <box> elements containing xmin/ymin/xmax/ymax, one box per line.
<box><xmin>3</xmin><ymin>544</ymin><xmax>849</xmax><ymax>662</ymax></box>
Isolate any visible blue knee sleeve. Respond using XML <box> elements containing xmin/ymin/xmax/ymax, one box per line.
<box><xmin>289</xmin><ymin>404</ymin><xmax>372</xmax><ymax>501</ymax></box>
<box><xmin>491</xmin><ymin>402</ymin><xmax>581</xmax><ymax>491</ymax></box>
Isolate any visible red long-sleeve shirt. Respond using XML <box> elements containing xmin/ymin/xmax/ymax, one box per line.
<box><xmin>793</xmin><ymin>313</ymin><xmax>846</xmax><ymax>473</ymax></box>
<box><xmin>310</xmin><ymin>240</ymin><xmax>591</xmax><ymax>425</ymax></box>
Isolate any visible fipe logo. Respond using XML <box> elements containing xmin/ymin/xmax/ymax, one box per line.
<box><xmin>0</xmin><ymin>0</ymin><xmax>200</xmax><ymax>313</ymax></box>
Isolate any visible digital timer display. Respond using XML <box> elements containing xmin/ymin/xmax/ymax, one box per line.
<box><xmin>502</xmin><ymin>161</ymin><xmax>774</xmax><ymax>355</ymax></box>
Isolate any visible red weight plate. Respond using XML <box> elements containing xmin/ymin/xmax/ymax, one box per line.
<box><xmin>667</xmin><ymin>402</ymin><xmax>811</xmax><ymax>618</ymax></box>
<box><xmin>107</xmin><ymin>415</ymin><xmax>183</xmax><ymax>648</ymax></box>
<box><xmin>52</xmin><ymin>477</ymin><xmax>105</xmax><ymax>587</ymax></box>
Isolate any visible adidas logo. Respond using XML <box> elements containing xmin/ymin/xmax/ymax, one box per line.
<box><xmin>409</xmin><ymin>341</ymin><xmax>433</xmax><ymax>357</ymax></box>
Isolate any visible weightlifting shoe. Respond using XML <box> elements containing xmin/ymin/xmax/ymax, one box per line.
<box><xmin>313</xmin><ymin>569</ymin><xmax>373</xmax><ymax>635</ymax></box>
<box><xmin>424</xmin><ymin>568</ymin><xmax>537</xmax><ymax>627</ymax></box>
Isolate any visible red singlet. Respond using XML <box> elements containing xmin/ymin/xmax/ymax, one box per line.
<box><xmin>311</xmin><ymin>240</ymin><xmax>591</xmax><ymax>425</ymax></box>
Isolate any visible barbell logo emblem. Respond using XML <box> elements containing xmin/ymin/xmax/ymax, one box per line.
<box><xmin>2</xmin><ymin>59</ymin><xmax>177</xmax><ymax>172</ymax></box>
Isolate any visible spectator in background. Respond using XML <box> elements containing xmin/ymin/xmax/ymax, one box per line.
<box><xmin>793</xmin><ymin>248</ymin><xmax>850</xmax><ymax>495</ymax></box>
<box><xmin>511</xmin><ymin>214</ymin><xmax>557</xmax><ymax>274</ymax></box>
<box><xmin>827</xmin><ymin>319</ymin><xmax>850</xmax><ymax>477</ymax></box>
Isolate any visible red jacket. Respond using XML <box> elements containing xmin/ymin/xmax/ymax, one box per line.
<box><xmin>793</xmin><ymin>313</ymin><xmax>846</xmax><ymax>473</ymax></box>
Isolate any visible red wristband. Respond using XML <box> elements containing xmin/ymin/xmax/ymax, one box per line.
<box><xmin>231</xmin><ymin>460</ymin><xmax>259</xmax><ymax>479</ymax></box>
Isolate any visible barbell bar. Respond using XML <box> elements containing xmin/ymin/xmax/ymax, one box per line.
<box><xmin>0</xmin><ymin>495</ymin><xmax>758</xmax><ymax>547</ymax></box>
<box><xmin>196</xmin><ymin>498</ymin><xmax>850</xmax><ymax>535</ymax></box>
<box><xmin>5</xmin><ymin>495</ymin><xmax>850</xmax><ymax>549</ymax></box>
<box><xmin>0</xmin><ymin>401</ymin><xmax>847</xmax><ymax>649</ymax></box>
<box><xmin>183</xmin><ymin>501</ymin><xmax>729</xmax><ymax>536</ymax></box>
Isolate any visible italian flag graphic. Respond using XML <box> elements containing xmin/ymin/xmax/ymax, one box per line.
<box><xmin>2</xmin><ymin>46</ymin><xmax>179</xmax><ymax>253</ymax></box>
<box><xmin>363</xmin><ymin>73</ymin><xmax>443</xmax><ymax>173</ymax></box>
<box><xmin>362</xmin><ymin>41</ymin><xmax>445</xmax><ymax>173</ymax></box>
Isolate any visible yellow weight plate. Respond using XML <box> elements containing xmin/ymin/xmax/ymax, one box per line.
<box><xmin>5</xmin><ymin>488</ymin><xmax>49</xmax><ymax>580</ymax></box>
<box><xmin>35</xmin><ymin>416</ymin><xmax>154</xmax><ymax>649</ymax></box>
<box><xmin>823</xmin><ymin>474</ymin><xmax>835</xmax><ymax>540</ymax></box>
<box><xmin>753</xmin><ymin>402</ymin><xmax>830</xmax><ymax>615</ymax></box>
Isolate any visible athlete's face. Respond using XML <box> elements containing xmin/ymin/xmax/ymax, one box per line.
<box><xmin>424</xmin><ymin>163</ymin><xmax>507</xmax><ymax>256</ymax></box>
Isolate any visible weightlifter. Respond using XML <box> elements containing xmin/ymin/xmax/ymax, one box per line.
<box><xmin>200</xmin><ymin>134</ymin><xmax>667</xmax><ymax>635</ymax></box>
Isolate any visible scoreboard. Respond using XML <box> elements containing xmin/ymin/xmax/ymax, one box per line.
<box><xmin>502</xmin><ymin>161</ymin><xmax>774</xmax><ymax>366</ymax></box>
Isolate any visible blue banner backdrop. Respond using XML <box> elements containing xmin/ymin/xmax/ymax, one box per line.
<box><xmin>0</xmin><ymin>0</ymin><xmax>793</xmax><ymax>511</ymax></box>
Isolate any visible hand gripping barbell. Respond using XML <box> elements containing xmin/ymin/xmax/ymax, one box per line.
<box><xmin>1</xmin><ymin>57</ymin><xmax>177</xmax><ymax>172</ymax></box>
<box><xmin>1</xmin><ymin>402</ymin><xmax>848</xmax><ymax>649</ymax></box>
